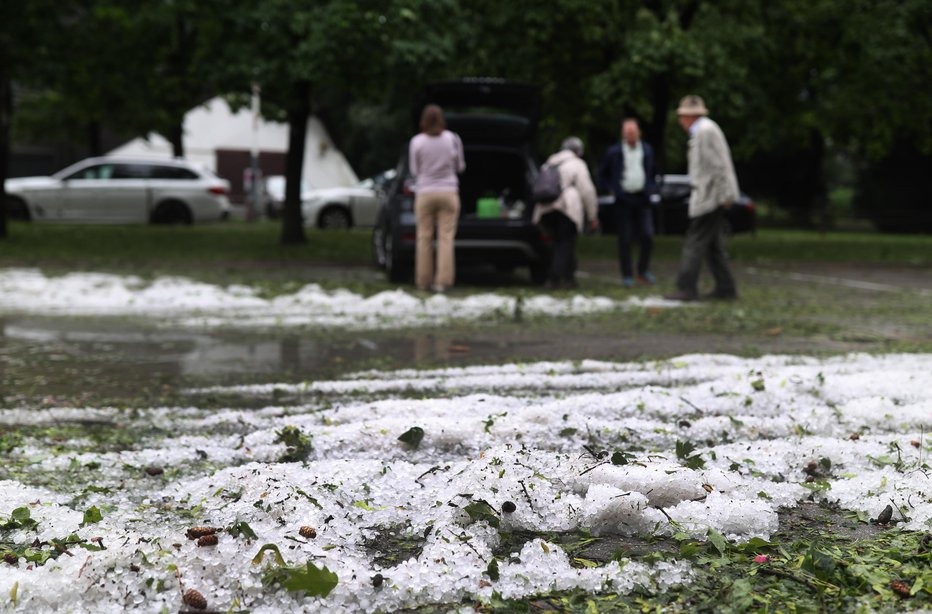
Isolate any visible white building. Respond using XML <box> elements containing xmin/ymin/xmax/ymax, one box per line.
<box><xmin>107</xmin><ymin>96</ymin><xmax>358</xmax><ymax>202</ymax></box>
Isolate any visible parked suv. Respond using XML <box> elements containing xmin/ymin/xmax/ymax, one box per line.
<box><xmin>4</xmin><ymin>157</ymin><xmax>231</xmax><ymax>224</ymax></box>
<box><xmin>372</xmin><ymin>80</ymin><xmax>551</xmax><ymax>283</ymax></box>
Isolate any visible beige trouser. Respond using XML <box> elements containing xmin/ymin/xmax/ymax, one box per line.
<box><xmin>414</xmin><ymin>192</ymin><xmax>459</xmax><ymax>290</ymax></box>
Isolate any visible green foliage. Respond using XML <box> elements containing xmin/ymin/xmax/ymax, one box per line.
<box><xmin>253</xmin><ymin>542</ymin><xmax>338</xmax><ymax>598</ymax></box>
<box><xmin>0</xmin><ymin>432</ymin><xmax>22</xmax><ymax>454</ymax></box>
<box><xmin>469</xmin><ymin>526</ymin><xmax>932</xmax><ymax>612</ymax></box>
<box><xmin>486</xmin><ymin>557</ymin><xmax>500</xmax><ymax>581</ymax></box>
<box><xmin>274</xmin><ymin>426</ymin><xmax>313</xmax><ymax>463</ymax></box>
<box><xmin>0</xmin><ymin>507</ymin><xmax>37</xmax><ymax>531</ymax></box>
<box><xmin>227</xmin><ymin>521</ymin><xmax>257</xmax><ymax>541</ymax></box>
<box><xmin>80</xmin><ymin>506</ymin><xmax>103</xmax><ymax>527</ymax></box>
<box><xmin>277</xmin><ymin>561</ymin><xmax>339</xmax><ymax>597</ymax></box>
<box><xmin>706</xmin><ymin>528</ymin><xmax>727</xmax><ymax>557</ymax></box>
<box><xmin>675</xmin><ymin>440</ymin><xmax>706</xmax><ymax>470</ymax></box>
<box><xmin>463</xmin><ymin>500</ymin><xmax>500</xmax><ymax>528</ymax></box>
<box><xmin>1</xmin><ymin>532</ymin><xmax>102</xmax><ymax>568</ymax></box>
<box><xmin>252</xmin><ymin>543</ymin><xmax>287</xmax><ymax>566</ymax></box>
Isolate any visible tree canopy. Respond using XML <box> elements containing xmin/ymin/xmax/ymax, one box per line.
<box><xmin>2</xmin><ymin>0</ymin><xmax>929</xmax><ymax>239</ymax></box>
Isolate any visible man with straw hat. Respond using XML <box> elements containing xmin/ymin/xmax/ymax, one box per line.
<box><xmin>665</xmin><ymin>95</ymin><xmax>740</xmax><ymax>302</ymax></box>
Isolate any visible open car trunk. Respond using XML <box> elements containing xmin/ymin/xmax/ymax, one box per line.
<box><xmin>456</xmin><ymin>146</ymin><xmax>534</xmax><ymax>223</ymax></box>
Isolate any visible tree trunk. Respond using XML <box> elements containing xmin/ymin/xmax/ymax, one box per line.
<box><xmin>648</xmin><ymin>75</ymin><xmax>671</xmax><ymax>173</ymax></box>
<box><xmin>281</xmin><ymin>80</ymin><xmax>310</xmax><ymax>245</ymax></box>
<box><xmin>87</xmin><ymin>120</ymin><xmax>103</xmax><ymax>157</ymax></box>
<box><xmin>167</xmin><ymin>119</ymin><xmax>184</xmax><ymax>158</ymax></box>
<box><xmin>0</xmin><ymin>74</ymin><xmax>13</xmax><ymax>239</ymax></box>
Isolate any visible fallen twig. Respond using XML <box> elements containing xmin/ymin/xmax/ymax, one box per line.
<box><xmin>679</xmin><ymin>396</ymin><xmax>704</xmax><ymax>414</ymax></box>
<box><xmin>518</xmin><ymin>479</ymin><xmax>534</xmax><ymax>511</ymax></box>
<box><xmin>77</xmin><ymin>555</ymin><xmax>91</xmax><ymax>578</ymax></box>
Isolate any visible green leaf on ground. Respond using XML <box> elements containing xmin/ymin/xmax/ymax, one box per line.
<box><xmin>1</xmin><ymin>507</ymin><xmax>38</xmax><ymax>531</ymax></box>
<box><xmin>464</xmin><ymin>500</ymin><xmax>500</xmax><ymax>528</ymax></box>
<box><xmin>227</xmin><ymin>521</ymin><xmax>257</xmax><ymax>540</ymax></box>
<box><xmin>707</xmin><ymin>528</ymin><xmax>727</xmax><ymax>556</ymax></box>
<box><xmin>274</xmin><ymin>426</ymin><xmax>313</xmax><ymax>463</ymax></box>
<box><xmin>675</xmin><ymin>440</ymin><xmax>706</xmax><ymax>469</ymax></box>
<box><xmin>80</xmin><ymin>506</ymin><xmax>103</xmax><ymax>527</ymax></box>
<box><xmin>294</xmin><ymin>488</ymin><xmax>323</xmax><ymax>509</ymax></box>
<box><xmin>486</xmin><ymin>558</ymin><xmax>500</xmax><ymax>581</ymax></box>
<box><xmin>252</xmin><ymin>543</ymin><xmax>287</xmax><ymax>566</ymax></box>
<box><xmin>280</xmin><ymin>561</ymin><xmax>339</xmax><ymax>597</ymax></box>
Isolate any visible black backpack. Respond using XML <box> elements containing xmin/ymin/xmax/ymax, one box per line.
<box><xmin>531</xmin><ymin>160</ymin><xmax>565</xmax><ymax>204</ymax></box>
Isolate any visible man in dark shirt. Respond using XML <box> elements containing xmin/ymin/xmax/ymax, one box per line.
<box><xmin>599</xmin><ymin>118</ymin><xmax>658</xmax><ymax>288</ymax></box>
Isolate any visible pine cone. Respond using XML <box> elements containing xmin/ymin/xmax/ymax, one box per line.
<box><xmin>299</xmin><ymin>526</ymin><xmax>317</xmax><ymax>539</ymax></box>
<box><xmin>182</xmin><ymin>588</ymin><xmax>207</xmax><ymax>610</ymax></box>
<box><xmin>196</xmin><ymin>534</ymin><xmax>219</xmax><ymax>547</ymax></box>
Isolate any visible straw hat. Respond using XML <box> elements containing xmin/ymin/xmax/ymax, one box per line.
<box><xmin>676</xmin><ymin>95</ymin><xmax>709</xmax><ymax>116</ymax></box>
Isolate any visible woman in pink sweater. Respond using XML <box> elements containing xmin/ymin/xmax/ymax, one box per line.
<box><xmin>409</xmin><ymin>105</ymin><xmax>465</xmax><ymax>292</ymax></box>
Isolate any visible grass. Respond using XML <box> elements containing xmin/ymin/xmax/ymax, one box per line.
<box><xmin>1</xmin><ymin>222</ymin><xmax>929</xmax><ymax>286</ymax></box>
<box><xmin>0</xmin><ymin>220</ymin><xmax>371</xmax><ymax>283</ymax></box>
<box><xmin>577</xmin><ymin>229</ymin><xmax>932</xmax><ymax>265</ymax></box>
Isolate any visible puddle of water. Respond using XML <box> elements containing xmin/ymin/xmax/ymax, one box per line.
<box><xmin>0</xmin><ymin>317</ymin><xmax>531</xmax><ymax>404</ymax></box>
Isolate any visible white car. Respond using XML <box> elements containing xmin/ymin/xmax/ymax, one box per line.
<box><xmin>301</xmin><ymin>169</ymin><xmax>396</xmax><ymax>229</ymax></box>
<box><xmin>4</xmin><ymin>157</ymin><xmax>231</xmax><ymax>224</ymax></box>
<box><xmin>262</xmin><ymin>175</ymin><xmax>314</xmax><ymax>219</ymax></box>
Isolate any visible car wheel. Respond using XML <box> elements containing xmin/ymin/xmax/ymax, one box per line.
<box><xmin>151</xmin><ymin>200</ymin><xmax>193</xmax><ymax>225</ymax></box>
<box><xmin>5</xmin><ymin>196</ymin><xmax>31</xmax><ymax>221</ymax></box>
<box><xmin>318</xmin><ymin>206</ymin><xmax>351</xmax><ymax>229</ymax></box>
<box><xmin>384</xmin><ymin>230</ymin><xmax>411</xmax><ymax>283</ymax></box>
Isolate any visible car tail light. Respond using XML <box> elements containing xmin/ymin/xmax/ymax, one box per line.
<box><xmin>401</xmin><ymin>179</ymin><xmax>415</xmax><ymax>197</ymax></box>
<box><xmin>745</xmin><ymin>200</ymin><xmax>755</xmax><ymax>211</ymax></box>
<box><xmin>539</xmin><ymin>231</ymin><xmax>553</xmax><ymax>245</ymax></box>
<box><xmin>401</xmin><ymin>232</ymin><xmax>416</xmax><ymax>243</ymax></box>
<box><xmin>207</xmin><ymin>186</ymin><xmax>227</xmax><ymax>195</ymax></box>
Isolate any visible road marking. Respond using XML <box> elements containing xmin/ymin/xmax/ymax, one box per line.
<box><xmin>746</xmin><ymin>267</ymin><xmax>932</xmax><ymax>297</ymax></box>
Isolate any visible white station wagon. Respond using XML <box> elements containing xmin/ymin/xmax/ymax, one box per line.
<box><xmin>4</xmin><ymin>157</ymin><xmax>231</xmax><ymax>224</ymax></box>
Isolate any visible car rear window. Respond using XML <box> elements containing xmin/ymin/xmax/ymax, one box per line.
<box><xmin>148</xmin><ymin>165</ymin><xmax>199</xmax><ymax>180</ymax></box>
<box><xmin>111</xmin><ymin>164</ymin><xmax>153</xmax><ymax>179</ymax></box>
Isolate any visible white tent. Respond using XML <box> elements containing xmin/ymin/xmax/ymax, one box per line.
<box><xmin>107</xmin><ymin>97</ymin><xmax>358</xmax><ymax>189</ymax></box>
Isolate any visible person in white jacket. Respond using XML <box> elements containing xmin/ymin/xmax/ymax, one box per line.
<box><xmin>666</xmin><ymin>95</ymin><xmax>740</xmax><ymax>301</ymax></box>
<box><xmin>532</xmin><ymin>137</ymin><xmax>599</xmax><ymax>288</ymax></box>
